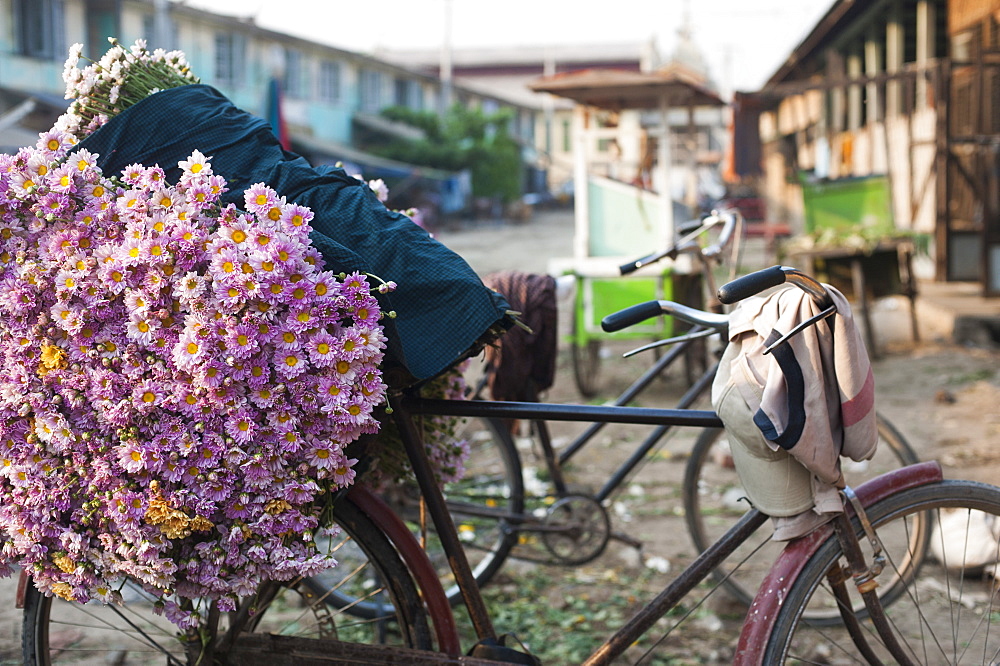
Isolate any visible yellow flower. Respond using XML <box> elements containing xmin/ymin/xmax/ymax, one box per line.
<box><xmin>264</xmin><ymin>499</ymin><xmax>292</xmax><ymax>515</ymax></box>
<box><xmin>38</xmin><ymin>342</ymin><xmax>67</xmax><ymax>375</ymax></box>
<box><xmin>144</xmin><ymin>494</ymin><xmax>175</xmax><ymax>525</ymax></box>
<box><xmin>53</xmin><ymin>555</ymin><xmax>76</xmax><ymax>574</ymax></box>
<box><xmin>51</xmin><ymin>582</ymin><xmax>74</xmax><ymax>601</ymax></box>
<box><xmin>159</xmin><ymin>512</ymin><xmax>191</xmax><ymax>539</ymax></box>
<box><xmin>189</xmin><ymin>515</ymin><xmax>214</xmax><ymax>533</ymax></box>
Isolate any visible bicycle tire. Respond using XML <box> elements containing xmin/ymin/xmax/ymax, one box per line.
<box><xmin>682</xmin><ymin>412</ymin><xmax>923</xmax><ymax>624</ymax></box>
<box><xmin>23</xmin><ymin>496</ymin><xmax>432</xmax><ymax>665</ymax></box>
<box><xmin>572</xmin><ymin>338</ymin><xmax>602</xmax><ymax>398</ymax></box>
<box><xmin>439</xmin><ymin>416</ymin><xmax>524</xmax><ymax>600</ymax></box>
<box><xmin>762</xmin><ymin>479</ymin><xmax>1000</xmax><ymax>663</ymax></box>
<box><xmin>310</xmin><ymin>416</ymin><xmax>524</xmax><ymax>613</ymax></box>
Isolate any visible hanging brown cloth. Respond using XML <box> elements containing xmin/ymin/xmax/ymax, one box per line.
<box><xmin>482</xmin><ymin>271</ymin><xmax>559</xmax><ymax>402</ymax></box>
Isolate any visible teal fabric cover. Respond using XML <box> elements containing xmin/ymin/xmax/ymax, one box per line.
<box><xmin>73</xmin><ymin>84</ymin><xmax>510</xmax><ymax>381</ymax></box>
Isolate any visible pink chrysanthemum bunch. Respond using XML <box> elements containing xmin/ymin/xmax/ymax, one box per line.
<box><xmin>364</xmin><ymin>359</ymin><xmax>472</xmax><ymax>491</ymax></box>
<box><xmin>56</xmin><ymin>38</ymin><xmax>199</xmax><ymax>141</ymax></box>
<box><xmin>0</xmin><ymin>134</ymin><xmax>390</xmax><ymax>627</ymax></box>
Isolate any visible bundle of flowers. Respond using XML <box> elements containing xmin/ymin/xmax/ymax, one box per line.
<box><xmin>0</xmin><ymin>134</ymin><xmax>391</xmax><ymax>627</ymax></box>
<box><xmin>57</xmin><ymin>38</ymin><xmax>199</xmax><ymax>141</ymax></box>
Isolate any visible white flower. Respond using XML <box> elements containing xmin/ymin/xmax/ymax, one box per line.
<box><xmin>178</xmin><ymin>150</ymin><xmax>212</xmax><ymax>178</ymax></box>
<box><xmin>64</xmin><ymin>43</ymin><xmax>83</xmax><ymax>69</ymax></box>
<box><xmin>645</xmin><ymin>556</ymin><xmax>671</xmax><ymax>574</ymax></box>
<box><xmin>98</xmin><ymin>46</ymin><xmax>125</xmax><ymax>70</ymax></box>
<box><xmin>367</xmin><ymin>179</ymin><xmax>388</xmax><ymax>203</ymax></box>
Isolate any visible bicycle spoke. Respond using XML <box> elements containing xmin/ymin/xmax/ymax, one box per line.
<box><xmin>763</xmin><ymin>482</ymin><xmax>1000</xmax><ymax>664</ymax></box>
<box><xmin>635</xmin><ymin>533</ymin><xmax>772</xmax><ymax>664</ymax></box>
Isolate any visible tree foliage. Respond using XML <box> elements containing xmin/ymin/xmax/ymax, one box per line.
<box><xmin>370</xmin><ymin>104</ymin><xmax>524</xmax><ymax>204</ymax></box>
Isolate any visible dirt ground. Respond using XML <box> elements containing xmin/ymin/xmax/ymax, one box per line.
<box><xmin>0</xmin><ymin>208</ymin><xmax>997</xmax><ymax>662</ymax></box>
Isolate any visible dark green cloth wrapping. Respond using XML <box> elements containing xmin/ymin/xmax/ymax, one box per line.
<box><xmin>73</xmin><ymin>84</ymin><xmax>510</xmax><ymax>382</ymax></box>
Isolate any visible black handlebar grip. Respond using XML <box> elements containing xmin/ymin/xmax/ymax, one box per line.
<box><xmin>618</xmin><ymin>259</ymin><xmax>643</xmax><ymax>275</ymax></box>
<box><xmin>601</xmin><ymin>300</ymin><xmax>663</xmax><ymax>332</ymax></box>
<box><xmin>717</xmin><ymin>266</ymin><xmax>787</xmax><ymax>305</ymax></box>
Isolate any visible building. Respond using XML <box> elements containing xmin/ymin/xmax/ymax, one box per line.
<box><xmin>380</xmin><ymin>41</ymin><xmax>661</xmax><ymax>194</ymax></box>
<box><xmin>0</xmin><ymin>0</ymin><xmax>539</xmax><ymax>217</ymax></box>
<box><xmin>743</xmin><ymin>0</ymin><xmax>1000</xmax><ymax>296</ymax></box>
<box><xmin>381</xmin><ymin>22</ymin><xmax>729</xmax><ymax>210</ymax></box>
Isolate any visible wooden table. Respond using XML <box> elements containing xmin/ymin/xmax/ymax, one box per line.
<box><xmin>784</xmin><ymin>240</ymin><xmax>920</xmax><ymax>358</ymax></box>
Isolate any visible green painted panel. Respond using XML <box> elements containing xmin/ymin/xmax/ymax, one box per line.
<box><xmin>574</xmin><ymin>273</ymin><xmax>673</xmax><ymax>341</ymax></box>
<box><xmin>587</xmin><ymin>178</ymin><xmax>665</xmax><ymax>257</ymax></box>
<box><xmin>800</xmin><ymin>174</ymin><xmax>894</xmax><ymax>235</ymax></box>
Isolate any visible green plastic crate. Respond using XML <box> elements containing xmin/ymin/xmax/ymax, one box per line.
<box><xmin>572</xmin><ymin>272</ymin><xmax>673</xmax><ymax>346</ymax></box>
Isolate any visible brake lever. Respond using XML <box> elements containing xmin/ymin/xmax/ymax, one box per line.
<box><xmin>762</xmin><ymin>304</ymin><xmax>837</xmax><ymax>355</ymax></box>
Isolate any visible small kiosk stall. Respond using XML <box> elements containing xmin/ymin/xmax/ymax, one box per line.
<box><xmin>529</xmin><ymin>68</ymin><xmax>727</xmax><ymax>395</ymax></box>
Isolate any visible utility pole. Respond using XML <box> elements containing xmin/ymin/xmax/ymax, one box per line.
<box><xmin>439</xmin><ymin>0</ymin><xmax>453</xmax><ymax>113</ymax></box>
<box><xmin>153</xmin><ymin>0</ymin><xmax>171</xmax><ymax>50</ymax></box>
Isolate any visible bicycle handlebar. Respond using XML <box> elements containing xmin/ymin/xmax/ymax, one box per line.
<box><xmin>618</xmin><ymin>209</ymin><xmax>741</xmax><ymax>275</ymax></box>
<box><xmin>602</xmin><ymin>265</ymin><xmax>835</xmax><ymax>353</ymax></box>
<box><xmin>601</xmin><ymin>299</ymin><xmax>729</xmax><ymax>333</ymax></box>
<box><xmin>717</xmin><ymin>265</ymin><xmax>833</xmax><ymax>309</ymax></box>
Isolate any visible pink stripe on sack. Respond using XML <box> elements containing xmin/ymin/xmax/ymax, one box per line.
<box><xmin>841</xmin><ymin>367</ymin><xmax>875</xmax><ymax>427</ymax></box>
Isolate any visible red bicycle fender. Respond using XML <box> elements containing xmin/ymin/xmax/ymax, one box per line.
<box><xmin>16</xmin><ymin>569</ymin><xmax>28</xmax><ymax>608</ymax></box>
<box><xmin>733</xmin><ymin>461</ymin><xmax>943</xmax><ymax>665</ymax></box>
<box><xmin>347</xmin><ymin>484</ymin><xmax>462</xmax><ymax>657</ymax></box>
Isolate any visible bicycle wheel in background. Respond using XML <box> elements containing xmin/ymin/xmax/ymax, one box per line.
<box><xmin>763</xmin><ymin>479</ymin><xmax>1000</xmax><ymax>663</ymax></box>
<box><xmin>571</xmin><ymin>330</ymin><xmax>602</xmax><ymax>398</ymax></box>
<box><xmin>23</xmin><ymin>496</ymin><xmax>433</xmax><ymax>665</ymax></box>
<box><xmin>683</xmin><ymin>413</ymin><xmax>924</xmax><ymax>624</ymax></box>
<box><xmin>415</xmin><ymin>416</ymin><xmax>524</xmax><ymax>604</ymax></box>
<box><xmin>311</xmin><ymin>416</ymin><xmax>524</xmax><ymax>615</ymax></box>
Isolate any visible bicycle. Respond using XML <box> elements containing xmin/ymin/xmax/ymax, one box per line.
<box><xmin>390</xmin><ymin>217</ymin><xmax>918</xmax><ymax>618</ymax></box>
<box><xmin>304</xmin><ymin>210</ymin><xmax>752</xmax><ymax>615</ymax></box>
<box><xmin>569</xmin><ymin>208</ymin><xmax>742</xmax><ymax>397</ymax></box>
<box><xmin>19</xmin><ymin>265</ymin><xmax>1000</xmax><ymax>665</ymax></box>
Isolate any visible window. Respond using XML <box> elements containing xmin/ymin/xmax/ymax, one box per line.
<box><xmin>283</xmin><ymin>48</ymin><xmax>307</xmax><ymax>99</ymax></box>
<box><xmin>359</xmin><ymin>69</ymin><xmax>383</xmax><ymax>112</ymax></box>
<box><xmin>408</xmin><ymin>81</ymin><xmax>424</xmax><ymax>110</ymax></box>
<box><xmin>215</xmin><ymin>33</ymin><xmax>246</xmax><ymax>88</ymax></box>
<box><xmin>392</xmin><ymin>79</ymin><xmax>423</xmax><ymax>110</ymax></box>
<box><xmin>394</xmin><ymin>78</ymin><xmax>408</xmax><ymax>107</ymax></box>
<box><xmin>318</xmin><ymin>61</ymin><xmax>341</xmax><ymax>103</ymax></box>
<box><xmin>15</xmin><ymin>0</ymin><xmax>64</xmax><ymax>61</ymax></box>
<box><xmin>141</xmin><ymin>10</ymin><xmax>176</xmax><ymax>50</ymax></box>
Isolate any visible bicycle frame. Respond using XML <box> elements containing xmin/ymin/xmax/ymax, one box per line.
<box><xmin>388</xmin><ymin>388</ymin><xmax>723</xmax><ymax>658</ymax></box>
<box><xmin>470</xmin><ymin>324</ymin><xmax>720</xmax><ymax>511</ymax></box>
<box><xmin>387</xmin><ymin>388</ymin><xmax>944</xmax><ymax>665</ymax></box>
<box><xmin>555</xmin><ymin>331</ymin><xmax>719</xmax><ymax>503</ymax></box>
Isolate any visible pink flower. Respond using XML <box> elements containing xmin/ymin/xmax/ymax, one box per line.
<box><xmin>243</xmin><ymin>183</ymin><xmax>278</xmax><ymax>216</ymax></box>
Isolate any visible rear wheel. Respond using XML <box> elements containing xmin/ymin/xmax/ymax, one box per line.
<box><xmin>683</xmin><ymin>413</ymin><xmax>924</xmax><ymax>624</ymax></box>
<box><xmin>23</xmin><ymin>497</ymin><xmax>432</xmax><ymax>664</ymax></box>
<box><xmin>764</xmin><ymin>480</ymin><xmax>1000</xmax><ymax>663</ymax></box>
<box><xmin>437</xmin><ymin>417</ymin><xmax>524</xmax><ymax>600</ymax></box>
